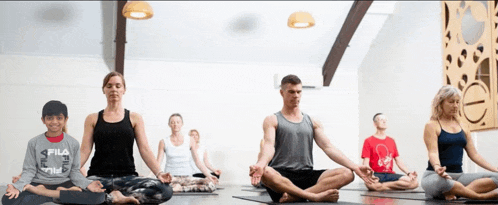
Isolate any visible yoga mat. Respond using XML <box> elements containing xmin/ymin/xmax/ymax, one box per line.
<box><xmin>340</xmin><ymin>183</ymin><xmax>425</xmax><ymax>193</ymax></box>
<box><xmin>361</xmin><ymin>192</ymin><xmax>498</xmax><ymax>204</ymax></box>
<box><xmin>241</xmin><ymin>188</ymin><xmax>268</xmax><ymax>193</ymax></box>
<box><xmin>242</xmin><ymin>185</ymin><xmax>263</xmax><ymax>188</ymax></box>
<box><xmin>341</xmin><ymin>187</ymin><xmax>425</xmax><ymax>193</ymax></box>
<box><xmin>233</xmin><ymin>195</ymin><xmax>363</xmax><ymax>205</ymax></box>
<box><xmin>173</xmin><ymin>192</ymin><xmax>218</xmax><ymax>196</ymax></box>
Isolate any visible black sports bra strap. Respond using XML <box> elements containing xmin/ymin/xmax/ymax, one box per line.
<box><xmin>437</xmin><ymin>119</ymin><xmax>442</xmax><ymax>130</ymax></box>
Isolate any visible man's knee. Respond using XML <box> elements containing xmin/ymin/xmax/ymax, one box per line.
<box><xmin>261</xmin><ymin>167</ymin><xmax>280</xmax><ymax>185</ymax></box>
<box><xmin>339</xmin><ymin>168</ymin><xmax>354</xmax><ymax>183</ymax></box>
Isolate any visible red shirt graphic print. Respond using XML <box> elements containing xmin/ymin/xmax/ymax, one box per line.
<box><xmin>361</xmin><ymin>136</ymin><xmax>399</xmax><ymax>174</ymax></box>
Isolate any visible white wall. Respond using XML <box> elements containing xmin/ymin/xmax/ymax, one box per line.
<box><xmin>0</xmin><ymin>54</ymin><xmax>360</xmax><ymax>185</ymax></box>
<box><xmin>4</xmin><ymin>1</ymin><xmax>479</xmax><ymax>188</ymax></box>
<box><xmin>358</xmin><ymin>2</ymin><xmax>444</xmax><ymax>176</ymax></box>
<box><xmin>0</xmin><ymin>55</ymin><xmax>110</xmax><ymax>183</ymax></box>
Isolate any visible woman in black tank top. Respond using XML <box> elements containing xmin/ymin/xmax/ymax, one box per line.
<box><xmin>79</xmin><ymin>72</ymin><xmax>173</xmax><ymax>204</ymax></box>
<box><xmin>421</xmin><ymin>85</ymin><xmax>498</xmax><ymax>201</ymax></box>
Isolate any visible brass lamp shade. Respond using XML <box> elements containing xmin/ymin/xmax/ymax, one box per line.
<box><xmin>122</xmin><ymin>1</ymin><xmax>154</xmax><ymax>20</ymax></box>
<box><xmin>288</xmin><ymin>12</ymin><xmax>315</xmax><ymax>28</ymax></box>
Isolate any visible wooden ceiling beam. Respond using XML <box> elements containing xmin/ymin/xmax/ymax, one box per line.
<box><xmin>322</xmin><ymin>0</ymin><xmax>373</xmax><ymax>86</ymax></box>
<box><xmin>115</xmin><ymin>0</ymin><xmax>127</xmax><ymax>75</ymax></box>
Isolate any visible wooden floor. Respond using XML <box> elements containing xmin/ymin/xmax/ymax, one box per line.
<box><xmin>0</xmin><ymin>183</ymin><xmax>492</xmax><ymax>205</ymax></box>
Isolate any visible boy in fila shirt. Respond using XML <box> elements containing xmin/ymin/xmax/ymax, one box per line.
<box><xmin>2</xmin><ymin>100</ymin><xmax>108</xmax><ymax>205</ymax></box>
<box><xmin>361</xmin><ymin>113</ymin><xmax>419</xmax><ymax>191</ymax></box>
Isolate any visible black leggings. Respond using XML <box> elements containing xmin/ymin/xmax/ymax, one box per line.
<box><xmin>87</xmin><ymin>175</ymin><xmax>173</xmax><ymax>204</ymax></box>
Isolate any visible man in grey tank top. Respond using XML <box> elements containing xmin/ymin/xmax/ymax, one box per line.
<box><xmin>249</xmin><ymin>74</ymin><xmax>374</xmax><ymax>203</ymax></box>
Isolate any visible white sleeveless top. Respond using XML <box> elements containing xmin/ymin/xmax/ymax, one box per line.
<box><xmin>164</xmin><ymin>135</ymin><xmax>192</xmax><ymax>176</ymax></box>
<box><xmin>190</xmin><ymin>144</ymin><xmax>206</xmax><ymax>174</ymax></box>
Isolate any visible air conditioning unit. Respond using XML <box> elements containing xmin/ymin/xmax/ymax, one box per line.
<box><xmin>274</xmin><ymin>73</ymin><xmax>323</xmax><ymax>89</ymax></box>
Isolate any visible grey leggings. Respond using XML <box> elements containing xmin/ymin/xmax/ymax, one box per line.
<box><xmin>421</xmin><ymin>170</ymin><xmax>498</xmax><ymax>199</ymax></box>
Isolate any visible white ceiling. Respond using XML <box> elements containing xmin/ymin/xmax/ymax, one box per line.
<box><xmin>0</xmin><ymin>1</ymin><xmax>396</xmax><ymax>67</ymax></box>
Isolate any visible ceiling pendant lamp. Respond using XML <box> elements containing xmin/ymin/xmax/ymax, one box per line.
<box><xmin>122</xmin><ymin>1</ymin><xmax>154</xmax><ymax>20</ymax></box>
<box><xmin>288</xmin><ymin>11</ymin><xmax>315</xmax><ymax>28</ymax></box>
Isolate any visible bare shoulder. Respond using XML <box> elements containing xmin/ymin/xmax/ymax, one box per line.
<box><xmin>85</xmin><ymin>113</ymin><xmax>98</xmax><ymax>125</ymax></box>
<box><xmin>130</xmin><ymin>111</ymin><xmax>143</xmax><ymax>120</ymax></box>
<box><xmin>129</xmin><ymin>111</ymin><xmax>144</xmax><ymax>126</ymax></box>
<box><xmin>263</xmin><ymin>114</ymin><xmax>278</xmax><ymax>127</ymax></box>
<box><xmin>424</xmin><ymin>120</ymin><xmax>439</xmax><ymax>131</ymax></box>
<box><xmin>309</xmin><ymin>116</ymin><xmax>322</xmax><ymax>129</ymax></box>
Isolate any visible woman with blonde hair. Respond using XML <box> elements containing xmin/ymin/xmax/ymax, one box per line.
<box><xmin>189</xmin><ymin>129</ymin><xmax>222</xmax><ymax>179</ymax></box>
<box><xmin>421</xmin><ymin>85</ymin><xmax>498</xmax><ymax>200</ymax></box>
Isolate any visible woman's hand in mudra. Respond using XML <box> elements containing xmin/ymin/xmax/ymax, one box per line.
<box><xmin>157</xmin><ymin>172</ymin><xmax>172</xmax><ymax>184</ymax></box>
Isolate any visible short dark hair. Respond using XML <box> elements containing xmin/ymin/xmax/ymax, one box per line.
<box><xmin>169</xmin><ymin>113</ymin><xmax>183</xmax><ymax>123</ymax></box>
<box><xmin>280</xmin><ymin>74</ymin><xmax>302</xmax><ymax>89</ymax></box>
<box><xmin>42</xmin><ymin>100</ymin><xmax>68</xmax><ymax>119</ymax></box>
<box><xmin>373</xmin><ymin>113</ymin><xmax>383</xmax><ymax>121</ymax></box>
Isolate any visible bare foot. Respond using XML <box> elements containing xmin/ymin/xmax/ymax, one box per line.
<box><xmin>110</xmin><ymin>190</ymin><xmax>140</xmax><ymax>204</ymax></box>
<box><xmin>172</xmin><ymin>184</ymin><xmax>182</xmax><ymax>192</ymax></box>
<box><xmin>24</xmin><ymin>184</ymin><xmax>45</xmax><ymax>192</ymax></box>
<box><xmin>479</xmin><ymin>192</ymin><xmax>498</xmax><ymax>200</ymax></box>
<box><xmin>444</xmin><ymin>194</ymin><xmax>456</xmax><ymax>201</ymax></box>
<box><xmin>23</xmin><ymin>184</ymin><xmax>35</xmax><ymax>191</ymax></box>
<box><xmin>279</xmin><ymin>192</ymin><xmax>305</xmax><ymax>203</ymax></box>
<box><xmin>312</xmin><ymin>189</ymin><xmax>339</xmax><ymax>202</ymax></box>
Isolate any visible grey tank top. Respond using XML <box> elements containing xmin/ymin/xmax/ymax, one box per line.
<box><xmin>268</xmin><ymin>111</ymin><xmax>314</xmax><ymax>171</ymax></box>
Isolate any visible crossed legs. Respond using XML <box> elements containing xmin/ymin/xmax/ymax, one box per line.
<box><xmin>422</xmin><ymin>171</ymin><xmax>498</xmax><ymax>200</ymax></box>
<box><xmin>23</xmin><ymin>184</ymin><xmax>82</xmax><ymax>198</ymax></box>
<box><xmin>365</xmin><ymin>175</ymin><xmax>418</xmax><ymax>191</ymax></box>
<box><xmin>444</xmin><ymin>174</ymin><xmax>498</xmax><ymax>200</ymax></box>
<box><xmin>87</xmin><ymin>175</ymin><xmax>173</xmax><ymax>204</ymax></box>
<box><xmin>170</xmin><ymin>176</ymin><xmax>216</xmax><ymax>192</ymax></box>
<box><xmin>261</xmin><ymin>167</ymin><xmax>354</xmax><ymax>203</ymax></box>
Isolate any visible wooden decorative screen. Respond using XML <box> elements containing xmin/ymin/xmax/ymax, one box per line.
<box><xmin>442</xmin><ymin>1</ymin><xmax>498</xmax><ymax>131</ymax></box>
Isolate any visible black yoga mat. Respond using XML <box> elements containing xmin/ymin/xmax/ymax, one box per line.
<box><xmin>233</xmin><ymin>195</ymin><xmax>363</xmax><ymax>205</ymax></box>
<box><xmin>340</xmin><ymin>183</ymin><xmax>425</xmax><ymax>193</ymax></box>
<box><xmin>341</xmin><ymin>187</ymin><xmax>425</xmax><ymax>193</ymax></box>
<box><xmin>173</xmin><ymin>192</ymin><xmax>218</xmax><ymax>196</ymax></box>
<box><xmin>241</xmin><ymin>188</ymin><xmax>268</xmax><ymax>193</ymax></box>
<box><xmin>361</xmin><ymin>192</ymin><xmax>498</xmax><ymax>204</ymax></box>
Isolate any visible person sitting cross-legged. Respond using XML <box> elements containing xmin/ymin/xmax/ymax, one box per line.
<box><xmin>361</xmin><ymin>113</ymin><xmax>418</xmax><ymax>191</ymax></box>
<box><xmin>249</xmin><ymin>74</ymin><xmax>374</xmax><ymax>203</ymax></box>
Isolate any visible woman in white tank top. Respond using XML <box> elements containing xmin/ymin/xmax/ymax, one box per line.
<box><xmin>189</xmin><ymin>129</ymin><xmax>222</xmax><ymax>179</ymax></box>
<box><xmin>155</xmin><ymin>114</ymin><xmax>218</xmax><ymax>192</ymax></box>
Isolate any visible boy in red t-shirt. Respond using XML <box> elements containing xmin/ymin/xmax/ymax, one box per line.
<box><xmin>361</xmin><ymin>113</ymin><xmax>419</xmax><ymax>191</ymax></box>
